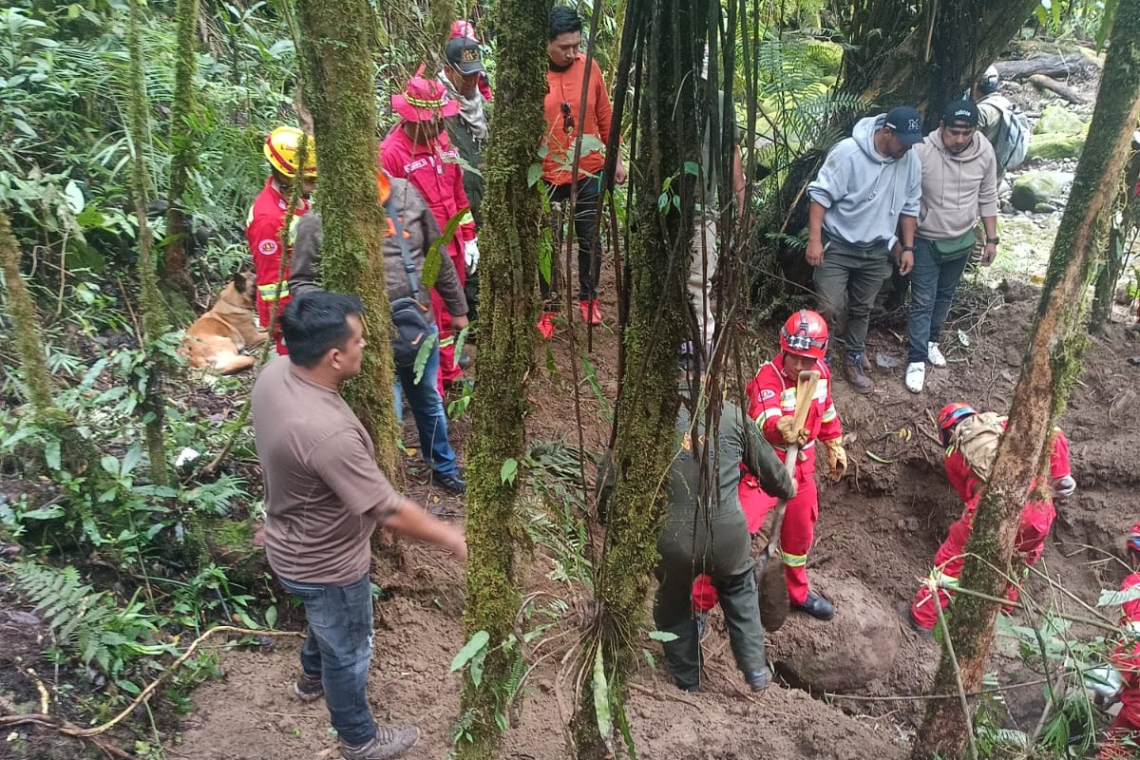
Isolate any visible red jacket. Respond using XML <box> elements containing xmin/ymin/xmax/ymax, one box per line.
<box><xmin>944</xmin><ymin>421</ymin><xmax>1072</xmax><ymax>507</ymax></box>
<box><xmin>542</xmin><ymin>54</ymin><xmax>614</xmax><ymax>186</ymax></box>
<box><xmin>1112</xmin><ymin>572</ymin><xmax>1140</xmax><ymax>729</ymax></box>
<box><xmin>246</xmin><ymin>178</ymin><xmax>311</xmax><ymax>311</ymax></box>
<box><xmin>379</xmin><ymin>126</ymin><xmax>475</xmax><ymax>265</ymax></box>
<box><xmin>745</xmin><ymin>355</ymin><xmax>842</xmax><ymax>471</ymax></box>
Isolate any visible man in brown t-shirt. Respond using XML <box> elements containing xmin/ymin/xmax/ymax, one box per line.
<box><xmin>252</xmin><ymin>291</ymin><xmax>466</xmax><ymax>760</ymax></box>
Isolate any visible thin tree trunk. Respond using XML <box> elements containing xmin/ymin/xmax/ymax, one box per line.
<box><xmin>164</xmin><ymin>0</ymin><xmax>202</xmax><ymax>307</ymax></box>
<box><xmin>1091</xmin><ymin>145</ymin><xmax>1140</xmax><ymax>331</ymax></box>
<box><xmin>914</xmin><ymin>1</ymin><xmax>1140</xmax><ymax>756</ymax></box>
<box><xmin>455</xmin><ymin>0</ymin><xmax>549</xmax><ymax>755</ymax></box>
<box><xmin>573</xmin><ymin>0</ymin><xmax>697</xmax><ymax>755</ymax></box>
<box><xmin>0</xmin><ymin>211</ymin><xmax>56</xmax><ymax>418</ymax></box>
<box><xmin>127</xmin><ymin>0</ymin><xmax>171</xmax><ymax>488</ymax></box>
<box><xmin>295</xmin><ymin>0</ymin><xmax>400</xmax><ymax>475</ymax></box>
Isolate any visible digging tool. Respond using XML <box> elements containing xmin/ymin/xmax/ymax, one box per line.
<box><xmin>757</xmin><ymin>369</ymin><xmax>820</xmax><ymax>633</ymax></box>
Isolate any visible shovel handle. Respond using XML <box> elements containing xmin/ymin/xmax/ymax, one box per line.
<box><xmin>763</xmin><ymin>370</ymin><xmax>820</xmax><ymax>556</ymax></box>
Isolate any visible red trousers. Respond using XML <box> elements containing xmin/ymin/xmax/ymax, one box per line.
<box><xmin>911</xmin><ymin>499</ymin><xmax>1055</xmax><ymax>630</ymax></box>
<box><xmin>693</xmin><ymin>458</ymin><xmax>819</xmax><ymax>610</ymax></box>
<box><xmin>431</xmin><ymin>247</ymin><xmax>466</xmax><ymax>394</ymax></box>
<box><xmin>1098</xmin><ymin>710</ymin><xmax>1140</xmax><ymax>758</ymax></box>
<box><xmin>257</xmin><ymin>298</ymin><xmax>289</xmax><ymax>355</ymax></box>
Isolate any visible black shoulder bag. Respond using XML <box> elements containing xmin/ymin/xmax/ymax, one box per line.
<box><xmin>386</xmin><ymin>200</ymin><xmax>434</xmax><ymax>368</ymax></box>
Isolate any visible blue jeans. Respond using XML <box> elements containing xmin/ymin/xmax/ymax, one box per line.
<box><xmin>906</xmin><ymin>237</ymin><xmax>970</xmax><ymax>363</ymax></box>
<box><xmin>393</xmin><ymin>335</ymin><xmax>459</xmax><ymax>477</ymax></box>
<box><xmin>278</xmin><ymin>573</ymin><xmax>375</xmax><ymax>746</ymax></box>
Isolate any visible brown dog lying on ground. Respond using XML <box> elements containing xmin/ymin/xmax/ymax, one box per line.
<box><xmin>181</xmin><ymin>272</ymin><xmax>267</xmax><ymax>375</ymax></box>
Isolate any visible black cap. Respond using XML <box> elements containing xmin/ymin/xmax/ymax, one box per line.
<box><xmin>445</xmin><ymin>38</ymin><xmax>485</xmax><ymax>76</ymax></box>
<box><xmin>884</xmin><ymin>105</ymin><xmax>924</xmax><ymax>145</ymax></box>
<box><xmin>941</xmin><ymin>99</ymin><xmax>979</xmax><ymax>128</ymax></box>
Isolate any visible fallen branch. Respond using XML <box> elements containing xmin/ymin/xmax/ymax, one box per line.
<box><xmin>995</xmin><ymin>53</ymin><xmax>1099</xmax><ymax>80</ymax></box>
<box><xmin>0</xmin><ymin>626</ymin><xmax>301</xmax><ymax>739</ymax></box>
<box><xmin>1029</xmin><ymin>74</ymin><xmax>1088</xmax><ymax>104</ymax></box>
<box><xmin>932</xmin><ymin>578</ymin><xmax>978</xmax><ymax>760</ymax></box>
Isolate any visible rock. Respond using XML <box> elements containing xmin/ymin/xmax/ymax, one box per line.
<box><xmin>772</xmin><ymin>577</ymin><xmax>902</xmax><ymax>693</ymax></box>
<box><xmin>1010</xmin><ymin>171</ymin><xmax>1075</xmax><ymax>212</ymax></box>
<box><xmin>1033</xmin><ymin>104</ymin><xmax>1087</xmax><ymax>136</ymax></box>
<box><xmin>1034</xmin><ymin>202</ymin><xmax>1059</xmax><ymax>213</ymax></box>
<box><xmin>1026</xmin><ymin>134</ymin><xmax>1085</xmax><ymax>161</ymax></box>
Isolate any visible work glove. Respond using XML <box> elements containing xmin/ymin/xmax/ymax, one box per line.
<box><xmin>1053</xmin><ymin>474</ymin><xmax>1077</xmax><ymax>498</ymax></box>
<box><xmin>464</xmin><ymin>238</ymin><xmax>480</xmax><ymax>275</ymax></box>
<box><xmin>823</xmin><ymin>438</ymin><xmax>847</xmax><ymax>481</ymax></box>
<box><xmin>776</xmin><ymin>416</ymin><xmax>810</xmax><ymax>447</ymax></box>
<box><xmin>1084</xmin><ymin>665</ymin><xmax>1123</xmax><ymax>710</ymax></box>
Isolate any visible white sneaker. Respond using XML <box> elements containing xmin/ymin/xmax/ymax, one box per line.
<box><xmin>905</xmin><ymin>362</ymin><xmax>926</xmax><ymax>393</ymax></box>
<box><xmin>927</xmin><ymin>342</ymin><xmax>946</xmax><ymax>367</ymax></box>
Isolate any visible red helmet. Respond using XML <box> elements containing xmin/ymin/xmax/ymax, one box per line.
<box><xmin>937</xmin><ymin>402</ymin><xmax>977</xmax><ymax>446</ymax></box>
<box><xmin>780</xmin><ymin>309</ymin><xmax>829</xmax><ymax>360</ymax></box>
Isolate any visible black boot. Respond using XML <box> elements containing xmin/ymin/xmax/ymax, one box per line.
<box><xmin>795</xmin><ymin>593</ymin><xmax>835</xmax><ymax>621</ymax></box>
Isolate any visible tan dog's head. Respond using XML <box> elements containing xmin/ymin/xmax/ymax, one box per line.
<box><xmin>227</xmin><ymin>270</ymin><xmax>257</xmax><ymax>310</ymax></box>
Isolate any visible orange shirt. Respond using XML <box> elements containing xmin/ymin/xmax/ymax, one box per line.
<box><xmin>542</xmin><ymin>54</ymin><xmax>614</xmax><ymax>186</ymax></box>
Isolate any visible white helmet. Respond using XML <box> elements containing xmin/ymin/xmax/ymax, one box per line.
<box><xmin>978</xmin><ymin>65</ymin><xmax>1000</xmax><ymax>95</ymax></box>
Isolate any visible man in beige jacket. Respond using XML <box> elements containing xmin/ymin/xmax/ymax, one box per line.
<box><xmin>904</xmin><ymin>100</ymin><xmax>998</xmax><ymax>393</ymax></box>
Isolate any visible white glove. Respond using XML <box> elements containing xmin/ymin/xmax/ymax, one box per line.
<box><xmin>1053</xmin><ymin>474</ymin><xmax>1077</xmax><ymax>498</ymax></box>
<box><xmin>464</xmin><ymin>238</ymin><xmax>480</xmax><ymax>275</ymax></box>
<box><xmin>1084</xmin><ymin>665</ymin><xmax>1123</xmax><ymax>708</ymax></box>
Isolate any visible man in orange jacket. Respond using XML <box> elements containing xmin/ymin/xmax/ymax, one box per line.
<box><xmin>537</xmin><ymin>6</ymin><xmax>627</xmax><ymax>338</ymax></box>
<box><xmin>246</xmin><ymin>126</ymin><xmax>316</xmax><ymax>354</ymax></box>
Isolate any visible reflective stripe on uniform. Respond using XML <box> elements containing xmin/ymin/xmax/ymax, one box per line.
<box><xmin>439</xmin><ymin>335</ymin><xmax>455</xmax><ymax>349</ymax></box>
<box><xmin>459</xmin><ymin>210</ymin><xmax>474</xmax><ymax>226</ymax></box>
<box><xmin>782</xmin><ymin>551</ymin><xmax>807</xmax><ymax>568</ymax></box>
<box><xmin>934</xmin><ymin>570</ymin><xmax>959</xmax><ymax>590</ymax></box>
<box><xmin>1127</xmin><ymin>620</ymin><xmax>1140</xmax><ymax>634</ymax></box>
<box><xmin>821</xmin><ymin>403</ymin><xmax>837</xmax><ymax>423</ymax></box>
<box><xmin>757</xmin><ymin>407</ymin><xmax>782</xmax><ymax>424</ymax></box>
<box><xmin>258</xmin><ymin>281</ymin><xmax>290</xmax><ymax>301</ymax></box>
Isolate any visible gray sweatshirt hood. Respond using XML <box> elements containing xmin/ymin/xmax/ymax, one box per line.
<box><xmin>806</xmin><ymin>115</ymin><xmax>923</xmax><ymax>248</ymax></box>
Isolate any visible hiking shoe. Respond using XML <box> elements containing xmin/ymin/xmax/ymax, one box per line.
<box><xmin>536</xmin><ymin>312</ymin><xmax>555</xmax><ymax>340</ymax></box>
<box><xmin>293</xmin><ymin>671</ymin><xmax>323</xmax><ymax>702</ymax></box>
<box><xmin>795</xmin><ymin>593</ymin><xmax>835</xmax><ymax>621</ymax></box>
<box><xmin>842</xmin><ymin>355</ymin><xmax>873</xmax><ymax>394</ymax></box>
<box><xmin>578</xmin><ymin>299</ymin><xmax>603</xmax><ymax>326</ymax></box>
<box><xmin>675</xmin><ymin>680</ymin><xmax>699</xmax><ymax>693</ymax></box>
<box><xmin>927</xmin><ymin>342</ymin><xmax>946</xmax><ymax>367</ymax></box>
<box><xmin>905</xmin><ymin>362</ymin><xmax>925</xmax><ymax>394</ymax></box>
<box><xmin>861</xmin><ymin>353</ymin><xmax>872</xmax><ymax>372</ymax></box>
<box><xmin>431</xmin><ymin>470</ymin><xmax>467</xmax><ymax>495</ymax></box>
<box><xmin>901</xmin><ymin>605</ymin><xmax>934</xmax><ymax>638</ymax></box>
<box><xmin>340</xmin><ymin>726</ymin><xmax>421</xmax><ymax>760</ymax></box>
<box><xmin>745</xmin><ymin>667</ymin><xmax>771</xmax><ymax>692</ymax></box>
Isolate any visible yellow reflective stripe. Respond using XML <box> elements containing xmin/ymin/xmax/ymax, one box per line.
<box><xmin>258</xmin><ymin>282</ymin><xmax>290</xmax><ymax>301</ymax></box>
<box><xmin>934</xmin><ymin>570</ymin><xmax>959</xmax><ymax>590</ymax></box>
<box><xmin>821</xmin><ymin>404</ymin><xmax>837</xmax><ymax>423</ymax></box>
<box><xmin>782</xmin><ymin>551</ymin><xmax>807</xmax><ymax>568</ymax></box>
<box><xmin>459</xmin><ymin>211</ymin><xmax>474</xmax><ymax>226</ymax></box>
<box><xmin>439</xmin><ymin>336</ymin><xmax>455</xmax><ymax>348</ymax></box>
<box><xmin>757</xmin><ymin>407</ymin><xmax>782</xmax><ymax>424</ymax></box>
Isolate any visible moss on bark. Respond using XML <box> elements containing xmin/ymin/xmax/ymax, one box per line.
<box><xmin>572</xmin><ymin>0</ymin><xmax>699</xmax><ymax>755</ymax></box>
<box><xmin>454</xmin><ymin>0</ymin><xmax>550</xmax><ymax>755</ymax></box>
<box><xmin>914</xmin><ymin>1</ymin><xmax>1140</xmax><ymax>756</ymax></box>
<box><xmin>128</xmin><ymin>0</ymin><xmax>171</xmax><ymax>489</ymax></box>
<box><xmin>162</xmin><ymin>0</ymin><xmax>200</xmax><ymax>306</ymax></box>
<box><xmin>295</xmin><ymin>0</ymin><xmax>400</xmax><ymax>476</ymax></box>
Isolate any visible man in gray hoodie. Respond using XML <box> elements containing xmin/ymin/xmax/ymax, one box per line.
<box><xmin>904</xmin><ymin>100</ymin><xmax>998</xmax><ymax>393</ymax></box>
<box><xmin>806</xmin><ymin>106</ymin><xmax>923</xmax><ymax>394</ymax></box>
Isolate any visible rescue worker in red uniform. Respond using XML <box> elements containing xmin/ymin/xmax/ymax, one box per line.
<box><xmin>693</xmin><ymin>311</ymin><xmax>847</xmax><ymax>622</ymax></box>
<box><xmin>381</xmin><ymin>74</ymin><xmax>479</xmax><ymax>395</ymax></box>
<box><xmin>246</xmin><ymin>126</ymin><xmax>316</xmax><ymax>354</ymax></box>
<box><xmin>909</xmin><ymin>403</ymin><xmax>1076</xmax><ymax>631</ymax></box>
<box><xmin>1097</xmin><ymin>522</ymin><xmax>1140</xmax><ymax>759</ymax></box>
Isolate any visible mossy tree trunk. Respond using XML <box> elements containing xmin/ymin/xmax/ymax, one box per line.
<box><xmin>914</xmin><ymin>2</ymin><xmax>1140</xmax><ymax>756</ymax></box>
<box><xmin>163</xmin><ymin>0</ymin><xmax>201</xmax><ymax>308</ymax></box>
<box><xmin>1090</xmin><ymin>145</ymin><xmax>1140</xmax><ymax>332</ymax></box>
<box><xmin>454</xmin><ymin>0</ymin><xmax>549</xmax><ymax>756</ymax></box>
<box><xmin>572</xmin><ymin>0</ymin><xmax>698</xmax><ymax>755</ymax></box>
<box><xmin>127</xmin><ymin>0</ymin><xmax>172</xmax><ymax>488</ymax></box>
<box><xmin>295</xmin><ymin>0</ymin><xmax>400</xmax><ymax>475</ymax></box>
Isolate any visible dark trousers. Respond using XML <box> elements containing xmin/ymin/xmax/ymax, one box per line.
<box><xmin>811</xmin><ymin>235</ymin><xmax>891</xmax><ymax>357</ymax></box>
<box><xmin>906</xmin><ymin>237</ymin><xmax>970</xmax><ymax>363</ymax></box>
<box><xmin>542</xmin><ymin>178</ymin><xmax>602</xmax><ymax>304</ymax></box>
<box><xmin>654</xmin><ymin>505</ymin><xmax>767</xmax><ymax>689</ymax></box>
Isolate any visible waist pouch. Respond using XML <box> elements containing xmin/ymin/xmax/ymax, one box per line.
<box><xmin>930</xmin><ymin>230</ymin><xmax>975</xmax><ymax>262</ymax></box>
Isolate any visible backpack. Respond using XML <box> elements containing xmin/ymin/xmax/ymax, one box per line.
<box><xmin>950</xmin><ymin>412</ymin><xmax>1006</xmax><ymax>483</ymax></box>
<box><xmin>981</xmin><ymin>94</ymin><xmax>1030</xmax><ymax>170</ymax></box>
<box><xmin>386</xmin><ymin>199</ymin><xmax>435</xmax><ymax>368</ymax></box>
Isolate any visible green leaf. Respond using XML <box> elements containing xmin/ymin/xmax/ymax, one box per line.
<box><xmin>1098</xmin><ymin>585</ymin><xmax>1140</xmax><ymax>607</ymax></box>
<box><xmin>44</xmin><ymin>439</ymin><xmax>61</xmax><ymax>471</ymax></box>
<box><xmin>470</xmin><ymin>645</ymin><xmax>487</xmax><ymax>687</ymax></box>
<box><xmin>591</xmin><ymin>645</ymin><xmax>614</xmax><ymax>750</ymax></box>
<box><xmin>265</xmin><ymin>605</ymin><xmax>278</xmax><ymax>629</ymax></box>
<box><xmin>527</xmin><ymin>163</ymin><xmax>543</xmax><ymax>187</ymax></box>
<box><xmin>21</xmin><ymin>506</ymin><xmax>65</xmax><ymax>521</ymax></box>
<box><xmin>452</xmin><ymin>326</ymin><xmax>469</xmax><ymax>371</ymax></box>
<box><xmin>450</xmin><ymin>630</ymin><xmax>490</xmax><ymax>672</ymax></box>
<box><xmin>121</xmin><ymin>445</ymin><xmax>142</xmax><ymax>478</ymax></box>
<box><xmin>647</xmin><ymin>630</ymin><xmax>679</xmax><ymax>642</ymax></box>
<box><xmin>101</xmin><ymin>455</ymin><xmax>121</xmax><ymax>476</ymax></box>
<box><xmin>500</xmin><ymin>458</ymin><xmax>518</xmax><ymax>485</ymax></box>
<box><xmin>683</xmin><ymin>161</ymin><xmax>700</xmax><ymax>176</ymax></box>
<box><xmin>411</xmin><ymin>331</ymin><xmax>438</xmax><ymax>386</ymax></box>
<box><xmin>63</xmin><ymin>180</ymin><xmax>84</xmax><ymax>214</ymax></box>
